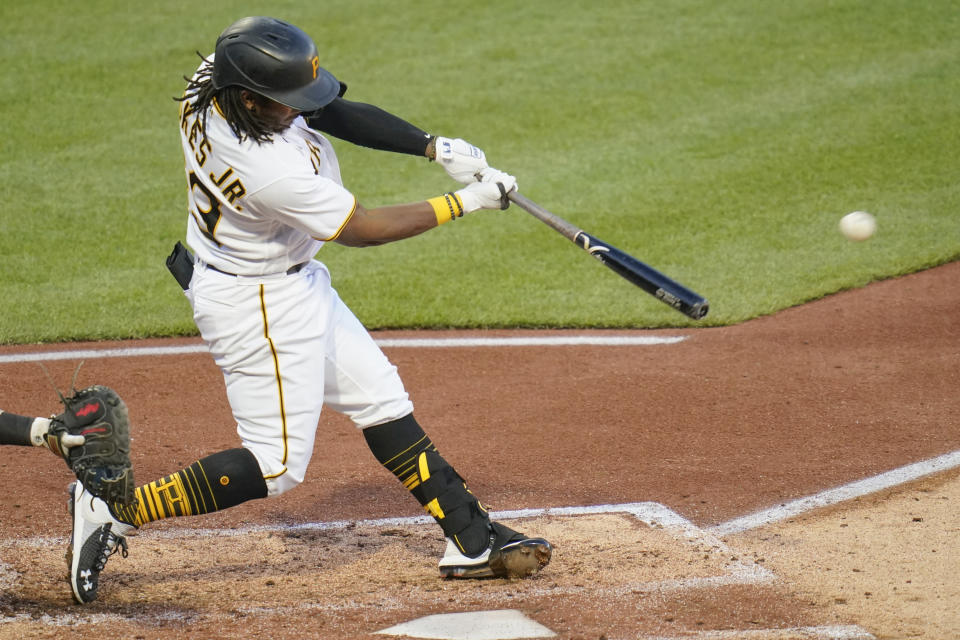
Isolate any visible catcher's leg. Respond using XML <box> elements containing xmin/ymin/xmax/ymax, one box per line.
<box><xmin>69</xmin><ymin>448</ymin><xmax>266</xmax><ymax>604</ymax></box>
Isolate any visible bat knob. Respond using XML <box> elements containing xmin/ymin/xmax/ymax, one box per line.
<box><xmin>688</xmin><ymin>301</ymin><xmax>709</xmax><ymax>319</ymax></box>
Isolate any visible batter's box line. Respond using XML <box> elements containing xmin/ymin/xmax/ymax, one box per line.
<box><xmin>178</xmin><ymin>503</ymin><xmax>773</xmax><ymax>613</ymax></box>
<box><xmin>0</xmin><ymin>558</ymin><xmax>17</xmax><ymax>591</ymax></box>
<box><xmin>226</xmin><ymin>503</ymin><xmax>772</xmax><ymax>610</ymax></box>
<box><xmin>709</xmin><ymin>448</ymin><xmax>960</xmax><ymax>537</ymax></box>
<box><xmin>0</xmin><ymin>502</ymin><xmax>711</xmax><ymax>545</ymax></box>
<box><xmin>637</xmin><ymin>625</ymin><xmax>875</xmax><ymax>640</ymax></box>
<box><xmin>494</xmin><ymin>503</ymin><xmax>775</xmax><ymax>596</ymax></box>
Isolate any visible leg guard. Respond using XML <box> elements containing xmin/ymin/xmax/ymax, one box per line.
<box><xmin>412</xmin><ymin>449</ymin><xmax>492</xmax><ymax>556</ymax></box>
<box><xmin>363</xmin><ymin>415</ymin><xmax>492</xmax><ymax>556</ymax></box>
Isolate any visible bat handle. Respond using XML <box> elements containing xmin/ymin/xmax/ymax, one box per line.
<box><xmin>508</xmin><ymin>191</ymin><xmax>581</xmax><ymax>242</ymax></box>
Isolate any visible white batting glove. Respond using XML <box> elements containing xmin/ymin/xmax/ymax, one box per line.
<box><xmin>434</xmin><ymin>136</ymin><xmax>488</xmax><ymax>184</ymax></box>
<box><xmin>454</xmin><ymin>169</ymin><xmax>517</xmax><ymax>212</ymax></box>
<box><xmin>478</xmin><ymin>168</ymin><xmax>518</xmax><ymax>192</ymax></box>
<box><xmin>29</xmin><ymin>417</ymin><xmax>85</xmax><ymax>452</ymax></box>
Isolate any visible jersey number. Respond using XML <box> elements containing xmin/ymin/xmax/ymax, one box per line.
<box><xmin>188</xmin><ymin>171</ymin><xmax>223</xmax><ymax>245</ymax></box>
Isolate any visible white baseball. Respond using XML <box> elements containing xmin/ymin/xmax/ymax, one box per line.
<box><xmin>839</xmin><ymin>211</ymin><xmax>876</xmax><ymax>242</ymax></box>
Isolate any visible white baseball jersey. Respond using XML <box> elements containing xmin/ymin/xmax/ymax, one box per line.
<box><xmin>180</xmin><ymin>64</ymin><xmax>356</xmax><ymax>276</ymax></box>
<box><xmin>178</xmin><ymin>63</ymin><xmax>414</xmax><ymax>496</ymax></box>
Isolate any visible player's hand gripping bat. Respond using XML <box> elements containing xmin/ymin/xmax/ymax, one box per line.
<box><xmin>507</xmin><ymin>191</ymin><xmax>709</xmax><ymax>320</ymax></box>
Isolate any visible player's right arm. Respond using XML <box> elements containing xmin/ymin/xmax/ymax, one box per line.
<box><xmin>334</xmin><ymin>201</ymin><xmax>437</xmax><ymax>248</ymax></box>
<box><xmin>334</xmin><ymin>171</ymin><xmax>517</xmax><ymax>248</ymax></box>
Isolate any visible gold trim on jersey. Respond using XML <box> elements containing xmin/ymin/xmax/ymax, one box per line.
<box><xmin>259</xmin><ymin>284</ymin><xmax>290</xmax><ymax>468</ymax></box>
<box><xmin>321</xmin><ymin>197</ymin><xmax>359</xmax><ymax>242</ymax></box>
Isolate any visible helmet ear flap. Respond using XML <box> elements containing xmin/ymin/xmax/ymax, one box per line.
<box><xmin>212</xmin><ymin>16</ymin><xmax>340</xmax><ymax>112</ymax></box>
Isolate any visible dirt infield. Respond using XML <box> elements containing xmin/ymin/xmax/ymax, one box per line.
<box><xmin>1</xmin><ymin>261</ymin><xmax>958</xmax><ymax>639</ymax></box>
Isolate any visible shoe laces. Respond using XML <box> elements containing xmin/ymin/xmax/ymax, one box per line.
<box><xmin>93</xmin><ymin>523</ymin><xmax>129</xmax><ymax>571</ymax></box>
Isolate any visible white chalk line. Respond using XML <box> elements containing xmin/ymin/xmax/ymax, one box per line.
<box><xmin>638</xmin><ymin>626</ymin><xmax>874</xmax><ymax>640</ymax></box>
<box><xmin>710</xmin><ymin>448</ymin><xmax>960</xmax><ymax>537</ymax></box>
<box><xmin>2</xmin><ymin>502</ymin><xmax>691</xmax><ymax>549</ymax></box>
<box><xmin>0</xmin><ymin>335</ymin><xmax>687</xmax><ymax>364</ymax></box>
<box><xmin>0</xmin><ymin>557</ymin><xmax>17</xmax><ymax>592</ymax></box>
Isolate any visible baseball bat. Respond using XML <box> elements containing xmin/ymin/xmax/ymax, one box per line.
<box><xmin>507</xmin><ymin>191</ymin><xmax>709</xmax><ymax>320</ymax></box>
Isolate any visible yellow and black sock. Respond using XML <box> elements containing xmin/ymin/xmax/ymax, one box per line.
<box><xmin>363</xmin><ymin>414</ymin><xmax>492</xmax><ymax>556</ymax></box>
<box><xmin>112</xmin><ymin>447</ymin><xmax>267</xmax><ymax>527</ymax></box>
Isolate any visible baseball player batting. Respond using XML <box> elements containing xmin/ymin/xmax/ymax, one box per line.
<box><xmin>66</xmin><ymin>16</ymin><xmax>551</xmax><ymax>604</ymax></box>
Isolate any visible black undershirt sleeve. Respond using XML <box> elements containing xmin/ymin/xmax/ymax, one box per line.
<box><xmin>0</xmin><ymin>412</ymin><xmax>33</xmax><ymax>446</ymax></box>
<box><xmin>305</xmin><ymin>96</ymin><xmax>433</xmax><ymax>157</ymax></box>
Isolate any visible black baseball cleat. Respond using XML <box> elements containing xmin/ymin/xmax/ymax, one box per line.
<box><xmin>438</xmin><ymin>521</ymin><xmax>552</xmax><ymax>579</ymax></box>
<box><xmin>66</xmin><ymin>481</ymin><xmax>136</xmax><ymax>604</ymax></box>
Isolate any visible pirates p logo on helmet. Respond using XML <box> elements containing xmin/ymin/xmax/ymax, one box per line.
<box><xmin>212</xmin><ymin>16</ymin><xmax>340</xmax><ymax>112</ymax></box>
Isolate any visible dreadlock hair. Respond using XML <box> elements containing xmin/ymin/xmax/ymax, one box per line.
<box><xmin>175</xmin><ymin>53</ymin><xmax>278</xmax><ymax>144</ymax></box>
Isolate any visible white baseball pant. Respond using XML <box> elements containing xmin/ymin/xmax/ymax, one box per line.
<box><xmin>187</xmin><ymin>260</ymin><xmax>414</xmax><ymax>496</ymax></box>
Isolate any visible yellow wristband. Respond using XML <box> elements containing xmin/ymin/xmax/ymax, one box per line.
<box><xmin>427</xmin><ymin>193</ymin><xmax>464</xmax><ymax>225</ymax></box>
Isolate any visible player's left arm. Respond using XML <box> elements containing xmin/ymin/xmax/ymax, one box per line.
<box><xmin>305</xmin><ymin>97</ymin><xmax>489</xmax><ymax>184</ymax></box>
<box><xmin>306</xmin><ymin>96</ymin><xmax>433</xmax><ymax>156</ymax></box>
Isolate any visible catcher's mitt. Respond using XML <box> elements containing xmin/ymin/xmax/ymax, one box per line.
<box><xmin>47</xmin><ymin>386</ymin><xmax>135</xmax><ymax>505</ymax></box>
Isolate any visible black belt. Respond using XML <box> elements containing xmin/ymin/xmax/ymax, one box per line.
<box><xmin>206</xmin><ymin>262</ymin><xmax>306</xmax><ymax>277</ymax></box>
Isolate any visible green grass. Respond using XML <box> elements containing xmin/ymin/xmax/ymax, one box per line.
<box><xmin>1</xmin><ymin>0</ymin><xmax>958</xmax><ymax>343</ymax></box>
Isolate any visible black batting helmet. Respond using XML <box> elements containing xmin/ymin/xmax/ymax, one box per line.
<box><xmin>212</xmin><ymin>16</ymin><xmax>340</xmax><ymax>112</ymax></box>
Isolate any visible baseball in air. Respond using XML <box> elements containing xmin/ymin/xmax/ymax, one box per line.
<box><xmin>839</xmin><ymin>211</ymin><xmax>876</xmax><ymax>242</ymax></box>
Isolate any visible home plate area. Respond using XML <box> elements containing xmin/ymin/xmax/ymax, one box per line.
<box><xmin>0</xmin><ymin>503</ymin><xmax>874</xmax><ymax>639</ymax></box>
<box><xmin>369</xmin><ymin>504</ymin><xmax>872</xmax><ymax>639</ymax></box>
